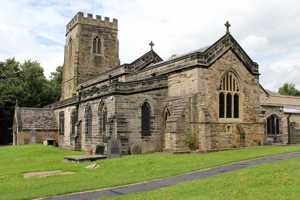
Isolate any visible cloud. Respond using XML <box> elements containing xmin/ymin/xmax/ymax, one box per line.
<box><xmin>0</xmin><ymin>0</ymin><xmax>300</xmax><ymax>91</ymax></box>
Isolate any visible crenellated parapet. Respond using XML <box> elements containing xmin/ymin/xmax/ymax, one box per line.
<box><xmin>66</xmin><ymin>11</ymin><xmax>118</xmax><ymax>34</ymax></box>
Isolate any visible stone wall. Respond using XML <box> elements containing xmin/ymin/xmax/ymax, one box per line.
<box><xmin>168</xmin><ymin>68</ymin><xmax>199</xmax><ymax>96</ymax></box>
<box><xmin>74</xmin><ymin>97</ymin><xmax>113</xmax><ymax>153</ymax></box>
<box><xmin>200</xmin><ymin>50</ymin><xmax>264</xmax><ymax>150</ymax></box>
<box><xmin>54</xmin><ymin>106</ymin><xmax>77</xmax><ymax>148</ymax></box>
<box><xmin>55</xmin><ymin>49</ymin><xmax>266</xmax><ymax>153</ymax></box>
<box><xmin>62</xmin><ymin>12</ymin><xmax>120</xmax><ymax>100</ymax></box>
<box><xmin>114</xmin><ymin>89</ymin><xmax>167</xmax><ymax>154</ymax></box>
<box><xmin>59</xmin><ymin>88</ymin><xmax>168</xmax><ymax>154</ymax></box>
<box><xmin>163</xmin><ymin>50</ymin><xmax>265</xmax><ymax>152</ymax></box>
<box><xmin>14</xmin><ymin>131</ymin><xmax>58</xmax><ymax>145</ymax></box>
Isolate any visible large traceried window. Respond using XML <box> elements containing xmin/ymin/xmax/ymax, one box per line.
<box><xmin>92</xmin><ymin>36</ymin><xmax>101</xmax><ymax>54</ymax></box>
<box><xmin>85</xmin><ymin>105</ymin><xmax>93</xmax><ymax>136</ymax></box>
<box><xmin>141</xmin><ymin>102</ymin><xmax>151</xmax><ymax>136</ymax></box>
<box><xmin>219</xmin><ymin>71</ymin><xmax>240</xmax><ymax>119</ymax></box>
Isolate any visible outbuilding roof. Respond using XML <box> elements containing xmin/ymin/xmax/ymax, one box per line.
<box><xmin>15</xmin><ymin>107</ymin><xmax>57</xmax><ymax>131</ymax></box>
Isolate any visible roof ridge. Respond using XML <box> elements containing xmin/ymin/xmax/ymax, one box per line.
<box><xmin>19</xmin><ymin>107</ymin><xmax>53</xmax><ymax>110</ymax></box>
<box><xmin>270</xmin><ymin>93</ymin><xmax>300</xmax><ymax>99</ymax></box>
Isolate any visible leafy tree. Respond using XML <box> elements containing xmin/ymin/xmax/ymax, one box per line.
<box><xmin>0</xmin><ymin>58</ymin><xmax>62</xmax><ymax>144</ymax></box>
<box><xmin>48</xmin><ymin>66</ymin><xmax>63</xmax><ymax>101</ymax></box>
<box><xmin>0</xmin><ymin>58</ymin><xmax>22</xmax><ymax>109</ymax></box>
<box><xmin>278</xmin><ymin>83</ymin><xmax>300</xmax><ymax>96</ymax></box>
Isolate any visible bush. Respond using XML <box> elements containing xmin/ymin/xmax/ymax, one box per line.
<box><xmin>184</xmin><ymin>131</ymin><xmax>197</xmax><ymax>150</ymax></box>
<box><xmin>130</xmin><ymin>144</ymin><xmax>142</xmax><ymax>154</ymax></box>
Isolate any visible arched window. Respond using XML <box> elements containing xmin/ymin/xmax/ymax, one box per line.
<box><xmin>70</xmin><ymin>109</ymin><xmax>76</xmax><ymax>136</ymax></box>
<box><xmin>59</xmin><ymin>111</ymin><xmax>64</xmax><ymax>135</ymax></box>
<box><xmin>93</xmin><ymin>36</ymin><xmax>101</xmax><ymax>54</ymax></box>
<box><xmin>219</xmin><ymin>71</ymin><xmax>239</xmax><ymax>118</ymax></box>
<box><xmin>267</xmin><ymin>115</ymin><xmax>280</xmax><ymax>135</ymax></box>
<box><xmin>141</xmin><ymin>102</ymin><xmax>151</xmax><ymax>136</ymax></box>
<box><xmin>98</xmin><ymin>102</ymin><xmax>107</xmax><ymax>136</ymax></box>
<box><xmin>163</xmin><ymin>107</ymin><xmax>171</xmax><ymax>130</ymax></box>
<box><xmin>85</xmin><ymin>105</ymin><xmax>92</xmax><ymax>136</ymax></box>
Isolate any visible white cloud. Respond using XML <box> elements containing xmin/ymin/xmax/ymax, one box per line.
<box><xmin>0</xmin><ymin>0</ymin><xmax>300</xmax><ymax>91</ymax></box>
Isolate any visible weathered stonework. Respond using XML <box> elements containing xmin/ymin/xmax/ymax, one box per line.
<box><xmin>61</xmin><ymin>12</ymin><xmax>120</xmax><ymax>100</ymax></box>
<box><xmin>13</xmin><ymin>12</ymin><xmax>300</xmax><ymax>154</ymax></box>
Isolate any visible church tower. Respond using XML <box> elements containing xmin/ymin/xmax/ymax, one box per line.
<box><xmin>61</xmin><ymin>12</ymin><xmax>120</xmax><ymax>100</ymax></box>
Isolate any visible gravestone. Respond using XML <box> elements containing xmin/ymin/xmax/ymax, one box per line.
<box><xmin>109</xmin><ymin>138</ymin><xmax>121</xmax><ymax>157</ymax></box>
<box><xmin>31</xmin><ymin>129</ymin><xmax>36</xmax><ymax>144</ymax></box>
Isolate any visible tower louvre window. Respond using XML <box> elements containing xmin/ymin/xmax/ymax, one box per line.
<box><xmin>219</xmin><ymin>71</ymin><xmax>240</xmax><ymax>119</ymax></box>
<box><xmin>93</xmin><ymin>36</ymin><xmax>101</xmax><ymax>54</ymax></box>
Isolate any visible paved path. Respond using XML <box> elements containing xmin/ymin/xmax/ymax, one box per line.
<box><xmin>43</xmin><ymin>151</ymin><xmax>300</xmax><ymax>200</ymax></box>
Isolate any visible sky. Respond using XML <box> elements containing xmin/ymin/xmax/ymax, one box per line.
<box><xmin>0</xmin><ymin>0</ymin><xmax>300</xmax><ymax>91</ymax></box>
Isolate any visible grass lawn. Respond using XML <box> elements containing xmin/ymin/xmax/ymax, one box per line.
<box><xmin>107</xmin><ymin>157</ymin><xmax>300</xmax><ymax>200</ymax></box>
<box><xmin>1</xmin><ymin>145</ymin><xmax>300</xmax><ymax>199</ymax></box>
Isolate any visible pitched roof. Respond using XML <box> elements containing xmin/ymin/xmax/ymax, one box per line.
<box><xmin>144</xmin><ymin>33</ymin><xmax>259</xmax><ymax>76</ymax></box>
<box><xmin>261</xmin><ymin>93</ymin><xmax>300</xmax><ymax>108</ymax></box>
<box><xmin>127</xmin><ymin>50</ymin><xmax>163</xmax><ymax>72</ymax></box>
<box><xmin>77</xmin><ymin>50</ymin><xmax>163</xmax><ymax>89</ymax></box>
<box><xmin>15</xmin><ymin>107</ymin><xmax>57</xmax><ymax>131</ymax></box>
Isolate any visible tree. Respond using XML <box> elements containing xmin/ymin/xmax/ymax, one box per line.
<box><xmin>0</xmin><ymin>58</ymin><xmax>62</xmax><ymax>144</ymax></box>
<box><xmin>48</xmin><ymin>66</ymin><xmax>63</xmax><ymax>101</ymax></box>
<box><xmin>0</xmin><ymin>58</ymin><xmax>23</xmax><ymax>144</ymax></box>
<box><xmin>278</xmin><ymin>83</ymin><xmax>300</xmax><ymax>96</ymax></box>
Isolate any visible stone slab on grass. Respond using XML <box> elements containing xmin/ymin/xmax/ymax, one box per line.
<box><xmin>24</xmin><ymin>170</ymin><xmax>74</xmax><ymax>179</ymax></box>
<box><xmin>64</xmin><ymin>155</ymin><xmax>107</xmax><ymax>163</ymax></box>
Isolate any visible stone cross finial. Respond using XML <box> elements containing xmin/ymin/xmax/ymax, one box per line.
<box><xmin>225</xmin><ymin>21</ymin><xmax>231</xmax><ymax>33</ymax></box>
<box><xmin>149</xmin><ymin>41</ymin><xmax>154</xmax><ymax>50</ymax></box>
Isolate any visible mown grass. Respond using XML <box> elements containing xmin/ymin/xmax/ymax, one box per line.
<box><xmin>1</xmin><ymin>145</ymin><xmax>300</xmax><ymax>199</ymax></box>
<box><xmin>108</xmin><ymin>157</ymin><xmax>300</xmax><ymax>200</ymax></box>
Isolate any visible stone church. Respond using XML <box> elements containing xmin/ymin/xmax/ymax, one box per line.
<box><xmin>12</xmin><ymin>12</ymin><xmax>300</xmax><ymax>155</ymax></box>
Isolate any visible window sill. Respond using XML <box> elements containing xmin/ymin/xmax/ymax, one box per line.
<box><xmin>218</xmin><ymin>118</ymin><xmax>241</xmax><ymax>123</ymax></box>
<box><xmin>93</xmin><ymin>54</ymin><xmax>103</xmax><ymax>57</ymax></box>
<box><xmin>266</xmin><ymin>134</ymin><xmax>282</xmax><ymax>137</ymax></box>
<box><xmin>141</xmin><ymin>136</ymin><xmax>152</xmax><ymax>141</ymax></box>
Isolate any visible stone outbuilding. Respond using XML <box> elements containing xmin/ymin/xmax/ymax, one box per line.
<box><xmin>13</xmin><ymin>107</ymin><xmax>58</xmax><ymax>145</ymax></box>
<box><xmin>260</xmin><ymin>89</ymin><xmax>300</xmax><ymax>144</ymax></box>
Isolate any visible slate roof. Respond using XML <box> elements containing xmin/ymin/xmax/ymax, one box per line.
<box><xmin>144</xmin><ymin>33</ymin><xmax>259</xmax><ymax>76</ymax></box>
<box><xmin>261</xmin><ymin>92</ymin><xmax>300</xmax><ymax>108</ymax></box>
<box><xmin>76</xmin><ymin>49</ymin><xmax>163</xmax><ymax>89</ymax></box>
<box><xmin>165</xmin><ymin>46</ymin><xmax>209</xmax><ymax>61</ymax></box>
<box><xmin>261</xmin><ymin>86</ymin><xmax>300</xmax><ymax>109</ymax></box>
<box><xmin>127</xmin><ymin>50</ymin><xmax>163</xmax><ymax>72</ymax></box>
<box><xmin>15</xmin><ymin>107</ymin><xmax>57</xmax><ymax>131</ymax></box>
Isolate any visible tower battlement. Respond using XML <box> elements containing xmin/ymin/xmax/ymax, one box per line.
<box><xmin>66</xmin><ymin>12</ymin><xmax>118</xmax><ymax>34</ymax></box>
<box><xmin>62</xmin><ymin>11</ymin><xmax>120</xmax><ymax>100</ymax></box>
